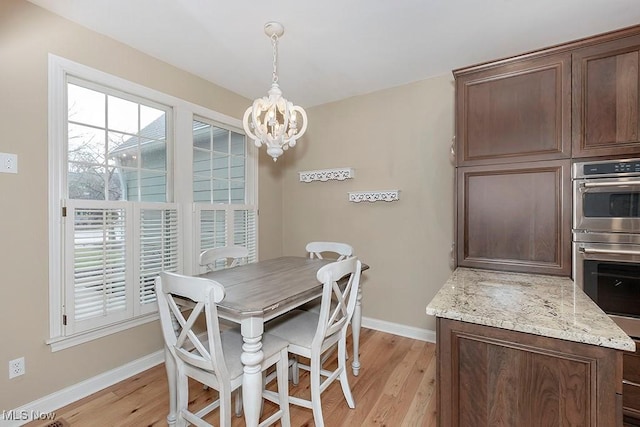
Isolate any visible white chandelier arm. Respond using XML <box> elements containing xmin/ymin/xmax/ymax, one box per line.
<box><xmin>242</xmin><ymin>105</ymin><xmax>261</xmax><ymax>146</ymax></box>
<box><xmin>289</xmin><ymin>105</ymin><xmax>308</xmax><ymax>145</ymax></box>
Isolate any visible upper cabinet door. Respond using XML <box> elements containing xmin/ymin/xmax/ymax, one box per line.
<box><xmin>572</xmin><ymin>34</ymin><xmax>640</xmax><ymax>158</ymax></box>
<box><xmin>456</xmin><ymin>159</ymin><xmax>572</xmax><ymax>276</ymax></box>
<box><xmin>455</xmin><ymin>53</ymin><xmax>571</xmax><ymax>166</ymax></box>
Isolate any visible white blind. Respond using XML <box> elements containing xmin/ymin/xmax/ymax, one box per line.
<box><xmin>65</xmin><ymin>202</ymin><xmax>132</xmax><ymax>334</ymax></box>
<box><xmin>138</xmin><ymin>206</ymin><xmax>179</xmax><ymax>311</ymax></box>
<box><xmin>200</xmin><ymin>209</ymin><xmax>228</xmax><ymax>251</ymax></box>
<box><xmin>234</xmin><ymin>209</ymin><xmax>257</xmax><ymax>263</ymax></box>
<box><xmin>64</xmin><ymin>201</ymin><xmax>180</xmax><ymax>333</ymax></box>
<box><xmin>195</xmin><ymin>205</ymin><xmax>257</xmax><ymax>272</ymax></box>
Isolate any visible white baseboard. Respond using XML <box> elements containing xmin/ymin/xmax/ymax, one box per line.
<box><xmin>3</xmin><ymin>317</ymin><xmax>434</xmax><ymax>426</ymax></box>
<box><xmin>361</xmin><ymin>316</ymin><xmax>436</xmax><ymax>343</ymax></box>
<box><xmin>1</xmin><ymin>351</ymin><xmax>164</xmax><ymax>427</ymax></box>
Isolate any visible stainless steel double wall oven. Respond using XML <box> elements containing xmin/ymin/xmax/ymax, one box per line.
<box><xmin>573</xmin><ymin>158</ymin><xmax>640</xmax><ymax>339</ymax></box>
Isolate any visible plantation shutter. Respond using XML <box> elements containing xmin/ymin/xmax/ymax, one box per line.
<box><xmin>137</xmin><ymin>205</ymin><xmax>179</xmax><ymax>315</ymax></box>
<box><xmin>199</xmin><ymin>208</ymin><xmax>228</xmax><ymax>251</ymax></box>
<box><xmin>195</xmin><ymin>205</ymin><xmax>257</xmax><ymax>272</ymax></box>
<box><xmin>234</xmin><ymin>208</ymin><xmax>257</xmax><ymax>263</ymax></box>
<box><xmin>64</xmin><ymin>201</ymin><xmax>132</xmax><ymax>334</ymax></box>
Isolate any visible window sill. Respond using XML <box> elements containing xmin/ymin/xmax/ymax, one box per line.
<box><xmin>47</xmin><ymin>313</ymin><xmax>159</xmax><ymax>352</ymax></box>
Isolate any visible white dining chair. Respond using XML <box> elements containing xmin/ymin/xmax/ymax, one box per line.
<box><xmin>156</xmin><ymin>271</ymin><xmax>291</xmax><ymax>427</ymax></box>
<box><xmin>298</xmin><ymin>241</ymin><xmax>356</xmax><ymax>380</ymax></box>
<box><xmin>306</xmin><ymin>241</ymin><xmax>353</xmax><ymax>261</ymax></box>
<box><xmin>301</xmin><ymin>242</ymin><xmax>354</xmax><ymax>315</ymax></box>
<box><xmin>199</xmin><ymin>245</ymin><xmax>249</xmax><ymax>272</ymax></box>
<box><xmin>265</xmin><ymin>257</ymin><xmax>362</xmax><ymax>427</ymax></box>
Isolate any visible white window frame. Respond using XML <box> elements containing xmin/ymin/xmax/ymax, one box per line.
<box><xmin>47</xmin><ymin>54</ymin><xmax>258</xmax><ymax>351</ymax></box>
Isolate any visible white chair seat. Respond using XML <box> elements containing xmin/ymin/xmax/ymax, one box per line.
<box><xmin>266</xmin><ymin>310</ymin><xmax>320</xmax><ymax>350</ymax></box>
<box><xmin>218</xmin><ymin>329</ymin><xmax>289</xmax><ymax>380</ymax></box>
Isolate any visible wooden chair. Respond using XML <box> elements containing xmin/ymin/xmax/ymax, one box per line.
<box><xmin>265</xmin><ymin>257</ymin><xmax>362</xmax><ymax>427</ymax></box>
<box><xmin>156</xmin><ymin>271</ymin><xmax>291</xmax><ymax>427</ymax></box>
<box><xmin>199</xmin><ymin>245</ymin><xmax>249</xmax><ymax>272</ymax></box>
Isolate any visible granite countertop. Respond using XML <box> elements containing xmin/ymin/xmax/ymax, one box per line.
<box><xmin>426</xmin><ymin>267</ymin><xmax>636</xmax><ymax>352</ymax></box>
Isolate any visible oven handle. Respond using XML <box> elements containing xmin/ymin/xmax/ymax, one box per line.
<box><xmin>579</xmin><ymin>247</ymin><xmax>640</xmax><ymax>256</ymax></box>
<box><xmin>579</xmin><ymin>180</ymin><xmax>640</xmax><ymax>188</ymax></box>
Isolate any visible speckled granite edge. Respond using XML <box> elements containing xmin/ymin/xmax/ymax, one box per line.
<box><xmin>426</xmin><ymin>268</ymin><xmax>635</xmax><ymax>352</ymax></box>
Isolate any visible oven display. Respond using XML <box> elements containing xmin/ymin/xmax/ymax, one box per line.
<box><xmin>583</xmin><ymin>160</ymin><xmax>640</xmax><ymax>176</ymax></box>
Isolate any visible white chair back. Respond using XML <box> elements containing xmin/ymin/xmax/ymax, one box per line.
<box><xmin>313</xmin><ymin>257</ymin><xmax>362</xmax><ymax>349</ymax></box>
<box><xmin>199</xmin><ymin>245</ymin><xmax>249</xmax><ymax>271</ymax></box>
<box><xmin>156</xmin><ymin>272</ymin><xmax>229</xmax><ymax>379</ymax></box>
<box><xmin>305</xmin><ymin>241</ymin><xmax>353</xmax><ymax>261</ymax></box>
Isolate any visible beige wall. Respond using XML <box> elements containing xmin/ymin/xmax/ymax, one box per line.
<box><xmin>1</xmin><ymin>0</ymin><xmax>455</xmax><ymax>411</ymax></box>
<box><xmin>280</xmin><ymin>77</ymin><xmax>456</xmax><ymax>330</ymax></box>
<box><xmin>0</xmin><ymin>0</ymin><xmax>282</xmax><ymax>409</ymax></box>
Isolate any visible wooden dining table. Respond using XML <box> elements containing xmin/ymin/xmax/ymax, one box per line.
<box><xmin>164</xmin><ymin>256</ymin><xmax>369</xmax><ymax>427</ymax></box>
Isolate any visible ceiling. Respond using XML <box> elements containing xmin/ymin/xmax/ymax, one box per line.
<box><xmin>27</xmin><ymin>0</ymin><xmax>640</xmax><ymax>107</ymax></box>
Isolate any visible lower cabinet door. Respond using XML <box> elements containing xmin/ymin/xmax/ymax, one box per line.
<box><xmin>624</xmin><ymin>339</ymin><xmax>640</xmax><ymax>423</ymax></box>
<box><xmin>437</xmin><ymin>318</ymin><xmax>622</xmax><ymax>427</ymax></box>
<box><xmin>456</xmin><ymin>159</ymin><xmax>571</xmax><ymax>275</ymax></box>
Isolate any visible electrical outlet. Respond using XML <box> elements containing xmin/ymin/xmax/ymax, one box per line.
<box><xmin>0</xmin><ymin>152</ymin><xmax>18</xmax><ymax>174</ymax></box>
<box><xmin>9</xmin><ymin>357</ymin><xmax>25</xmax><ymax>379</ymax></box>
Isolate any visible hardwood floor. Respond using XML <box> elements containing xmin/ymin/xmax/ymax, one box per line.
<box><xmin>26</xmin><ymin>329</ymin><xmax>436</xmax><ymax>426</ymax></box>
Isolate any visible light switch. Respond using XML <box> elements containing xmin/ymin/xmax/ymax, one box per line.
<box><xmin>0</xmin><ymin>152</ymin><xmax>18</xmax><ymax>174</ymax></box>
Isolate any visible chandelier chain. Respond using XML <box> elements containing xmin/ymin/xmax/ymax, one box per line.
<box><xmin>271</xmin><ymin>33</ymin><xmax>279</xmax><ymax>84</ymax></box>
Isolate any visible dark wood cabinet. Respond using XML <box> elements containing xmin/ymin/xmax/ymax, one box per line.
<box><xmin>457</xmin><ymin>159</ymin><xmax>571</xmax><ymax>275</ymax></box>
<box><xmin>454</xmin><ymin>25</ymin><xmax>640</xmax><ymax>277</ymax></box>
<box><xmin>573</xmin><ymin>33</ymin><xmax>640</xmax><ymax>158</ymax></box>
<box><xmin>624</xmin><ymin>339</ymin><xmax>640</xmax><ymax>425</ymax></box>
<box><xmin>437</xmin><ymin>318</ymin><xmax>623</xmax><ymax>427</ymax></box>
<box><xmin>455</xmin><ymin>53</ymin><xmax>571</xmax><ymax>166</ymax></box>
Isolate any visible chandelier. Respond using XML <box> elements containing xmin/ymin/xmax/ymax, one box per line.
<box><xmin>242</xmin><ymin>22</ymin><xmax>308</xmax><ymax>162</ymax></box>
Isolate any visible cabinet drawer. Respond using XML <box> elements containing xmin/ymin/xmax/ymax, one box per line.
<box><xmin>626</xmin><ymin>353</ymin><xmax>640</xmax><ymax>385</ymax></box>
<box><xmin>625</xmin><ymin>381</ymin><xmax>640</xmax><ymax>413</ymax></box>
<box><xmin>626</xmin><ymin>340</ymin><xmax>640</xmax><ymax>385</ymax></box>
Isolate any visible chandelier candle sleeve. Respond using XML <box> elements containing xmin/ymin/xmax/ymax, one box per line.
<box><xmin>243</xmin><ymin>22</ymin><xmax>308</xmax><ymax>162</ymax></box>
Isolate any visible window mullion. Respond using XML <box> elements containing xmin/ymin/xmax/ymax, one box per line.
<box><xmin>131</xmin><ymin>202</ymin><xmax>141</xmax><ymax>316</ymax></box>
<box><xmin>227</xmin><ymin>206</ymin><xmax>234</xmax><ymax>248</ymax></box>
<box><xmin>228</xmin><ymin>130</ymin><xmax>232</xmax><ymax>204</ymax></box>
<box><xmin>104</xmin><ymin>96</ymin><xmax>109</xmax><ymax>201</ymax></box>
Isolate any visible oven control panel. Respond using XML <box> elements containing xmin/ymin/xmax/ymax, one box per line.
<box><xmin>574</xmin><ymin>158</ymin><xmax>640</xmax><ymax>179</ymax></box>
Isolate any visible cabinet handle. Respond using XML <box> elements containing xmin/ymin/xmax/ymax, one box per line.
<box><xmin>623</xmin><ymin>379</ymin><xmax>640</xmax><ymax>388</ymax></box>
<box><xmin>450</xmin><ymin>136</ymin><xmax>456</xmax><ymax>164</ymax></box>
<box><xmin>579</xmin><ymin>247</ymin><xmax>640</xmax><ymax>256</ymax></box>
<box><xmin>580</xmin><ymin>180</ymin><xmax>640</xmax><ymax>188</ymax></box>
<box><xmin>450</xmin><ymin>241</ymin><xmax>456</xmax><ymax>268</ymax></box>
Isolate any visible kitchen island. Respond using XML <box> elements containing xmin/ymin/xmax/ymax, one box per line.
<box><xmin>426</xmin><ymin>267</ymin><xmax>635</xmax><ymax>427</ymax></box>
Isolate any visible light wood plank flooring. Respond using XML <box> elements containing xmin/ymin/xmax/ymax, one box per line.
<box><xmin>26</xmin><ymin>329</ymin><xmax>436</xmax><ymax>426</ymax></box>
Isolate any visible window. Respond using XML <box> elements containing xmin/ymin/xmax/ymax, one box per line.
<box><xmin>192</xmin><ymin>119</ymin><xmax>257</xmax><ymax>271</ymax></box>
<box><xmin>48</xmin><ymin>55</ymin><xmax>257</xmax><ymax>350</ymax></box>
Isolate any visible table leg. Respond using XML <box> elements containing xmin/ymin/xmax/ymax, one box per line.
<box><xmin>352</xmin><ymin>287</ymin><xmax>362</xmax><ymax>376</ymax></box>
<box><xmin>164</xmin><ymin>346</ymin><xmax>177</xmax><ymax>426</ymax></box>
<box><xmin>241</xmin><ymin>316</ymin><xmax>265</xmax><ymax>427</ymax></box>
